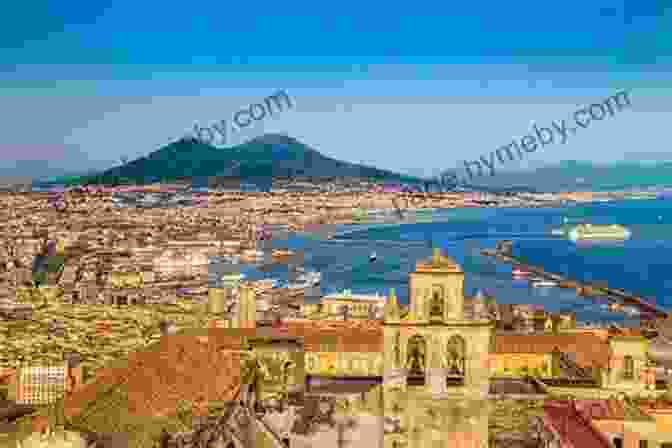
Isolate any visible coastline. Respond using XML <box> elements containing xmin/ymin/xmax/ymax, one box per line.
<box><xmin>290</xmin><ymin>199</ymin><xmax>670</xmax><ymax>323</ymax></box>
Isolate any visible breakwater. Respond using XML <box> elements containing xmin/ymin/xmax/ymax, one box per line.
<box><xmin>481</xmin><ymin>246</ymin><xmax>668</xmax><ymax>319</ymax></box>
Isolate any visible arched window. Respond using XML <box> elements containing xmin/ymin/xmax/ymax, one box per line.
<box><xmin>406</xmin><ymin>335</ymin><xmax>427</xmax><ymax>386</ymax></box>
<box><xmin>446</xmin><ymin>335</ymin><xmax>466</xmax><ymax>381</ymax></box>
<box><xmin>430</xmin><ymin>285</ymin><xmax>444</xmax><ymax>317</ymax></box>
<box><xmin>624</xmin><ymin>355</ymin><xmax>634</xmax><ymax>380</ymax></box>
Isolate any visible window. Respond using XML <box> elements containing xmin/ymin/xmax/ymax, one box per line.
<box><xmin>639</xmin><ymin>440</ymin><xmax>648</xmax><ymax>448</ymax></box>
<box><xmin>430</xmin><ymin>285</ymin><xmax>444</xmax><ymax>317</ymax></box>
<box><xmin>624</xmin><ymin>355</ymin><xmax>634</xmax><ymax>380</ymax></box>
<box><xmin>446</xmin><ymin>335</ymin><xmax>466</xmax><ymax>386</ymax></box>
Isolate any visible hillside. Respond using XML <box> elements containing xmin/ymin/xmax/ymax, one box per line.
<box><xmin>76</xmin><ymin>134</ymin><xmax>422</xmax><ymax>186</ymax></box>
<box><xmin>458</xmin><ymin>160</ymin><xmax>672</xmax><ymax>192</ymax></box>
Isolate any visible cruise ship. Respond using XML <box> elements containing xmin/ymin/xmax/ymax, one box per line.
<box><xmin>568</xmin><ymin>224</ymin><xmax>632</xmax><ymax>241</ymax></box>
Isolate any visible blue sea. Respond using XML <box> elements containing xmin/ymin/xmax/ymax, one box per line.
<box><xmin>210</xmin><ymin>199</ymin><xmax>672</xmax><ymax>325</ymax></box>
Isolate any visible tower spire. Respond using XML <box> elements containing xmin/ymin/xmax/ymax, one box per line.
<box><xmin>385</xmin><ymin>288</ymin><xmax>400</xmax><ymax>322</ymax></box>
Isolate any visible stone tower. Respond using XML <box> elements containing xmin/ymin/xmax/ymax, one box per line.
<box><xmin>383</xmin><ymin>248</ymin><xmax>492</xmax><ymax>448</ymax></box>
<box><xmin>408</xmin><ymin>248</ymin><xmax>464</xmax><ymax>322</ymax></box>
<box><xmin>236</xmin><ymin>285</ymin><xmax>257</xmax><ymax>329</ymax></box>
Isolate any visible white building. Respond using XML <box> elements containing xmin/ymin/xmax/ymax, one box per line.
<box><xmin>321</xmin><ymin>290</ymin><xmax>386</xmax><ymax>318</ymax></box>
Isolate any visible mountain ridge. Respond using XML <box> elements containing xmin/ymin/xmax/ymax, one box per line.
<box><xmin>74</xmin><ymin>133</ymin><xmax>424</xmax><ymax>186</ymax></box>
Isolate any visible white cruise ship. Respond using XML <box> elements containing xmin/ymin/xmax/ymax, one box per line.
<box><xmin>568</xmin><ymin>224</ymin><xmax>632</xmax><ymax>241</ymax></box>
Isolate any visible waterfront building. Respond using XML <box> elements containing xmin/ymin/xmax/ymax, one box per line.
<box><xmin>321</xmin><ymin>290</ymin><xmax>385</xmax><ymax>319</ymax></box>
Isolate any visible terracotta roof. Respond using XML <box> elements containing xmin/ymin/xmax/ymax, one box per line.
<box><xmin>574</xmin><ymin>399</ymin><xmax>627</xmax><ymax>420</ymax></box>
<box><xmin>62</xmin><ymin>330</ymin><xmax>244</xmax><ymax>422</ymax></box>
<box><xmin>282</xmin><ymin>320</ymin><xmax>383</xmax><ymax>352</ymax></box>
<box><xmin>610</xmin><ymin>327</ymin><xmax>644</xmax><ymax>337</ymax></box>
<box><xmin>494</xmin><ymin>334</ymin><xmax>610</xmax><ymax>368</ymax></box>
<box><xmin>636</xmin><ymin>398</ymin><xmax>672</xmax><ymax>413</ymax></box>
<box><xmin>544</xmin><ymin>401</ymin><xmax>611</xmax><ymax>448</ymax></box>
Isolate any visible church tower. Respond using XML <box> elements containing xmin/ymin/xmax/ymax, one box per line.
<box><xmin>408</xmin><ymin>248</ymin><xmax>464</xmax><ymax>322</ymax></box>
<box><xmin>382</xmin><ymin>248</ymin><xmax>492</xmax><ymax>448</ymax></box>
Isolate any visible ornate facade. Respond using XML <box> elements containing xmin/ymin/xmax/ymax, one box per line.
<box><xmin>382</xmin><ymin>248</ymin><xmax>492</xmax><ymax>448</ymax></box>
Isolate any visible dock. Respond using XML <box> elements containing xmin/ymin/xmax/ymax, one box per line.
<box><xmin>481</xmin><ymin>247</ymin><xmax>668</xmax><ymax>319</ymax></box>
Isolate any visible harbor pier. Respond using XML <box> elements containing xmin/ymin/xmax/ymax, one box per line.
<box><xmin>481</xmin><ymin>247</ymin><xmax>668</xmax><ymax>319</ymax></box>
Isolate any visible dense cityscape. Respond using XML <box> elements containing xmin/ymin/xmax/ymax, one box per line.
<box><xmin>0</xmin><ymin>184</ymin><xmax>671</xmax><ymax>448</ymax></box>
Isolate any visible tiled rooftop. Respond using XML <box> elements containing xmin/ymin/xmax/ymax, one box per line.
<box><xmin>62</xmin><ymin>330</ymin><xmax>244</xmax><ymax>423</ymax></box>
<box><xmin>494</xmin><ymin>334</ymin><xmax>610</xmax><ymax>368</ymax></box>
<box><xmin>543</xmin><ymin>400</ymin><xmax>611</xmax><ymax>448</ymax></box>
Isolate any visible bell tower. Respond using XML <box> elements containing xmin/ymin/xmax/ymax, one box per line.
<box><xmin>409</xmin><ymin>248</ymin><xmax>464</xmax><ymax>322</ymax></box>
<box><xmin>382</xmin><ymin>248</ymin><xmax>492</xmax><ymax>448</ymax></box>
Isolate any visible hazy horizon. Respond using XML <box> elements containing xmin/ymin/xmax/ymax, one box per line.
<box><xmin>2</xmin><ymin>1</ymin><xmax>671</xmax><ymax>179</ymax></box>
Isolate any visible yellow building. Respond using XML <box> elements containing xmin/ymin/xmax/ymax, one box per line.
<box><xmin>607</xmin><ymin>335</ymin><xmax>652</xmax><ymax>395</ymax></box>
<box><xmin>382</xmin><ymin>248</ymin><xmax>493</xmax><ymax>448</ymax></box>
<box><xmin>107</xmin><ymin>271</ymin><xmax>143</xmax><ymax>289</ymax></box>
<box><xmin>235</xmin><ymin>285</ymin><xmax>257</xmax><ymax>329</ymax></box>
<box><xmin>321</xmin><ymin>290</ymin><xmax>385</xmax><ymax>318</ymax></box>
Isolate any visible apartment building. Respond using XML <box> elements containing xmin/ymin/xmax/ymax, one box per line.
<box><xmin>8</xmin><ymin>360</ymin><xmax>84</xmax><ymax>405</ymax></box>
<box><xmin>321</xmin><ymin>290</ymin><xmax>385</xmax><ymax>318</ymax></box>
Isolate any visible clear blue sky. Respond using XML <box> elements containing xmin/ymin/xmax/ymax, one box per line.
<box><xmin>1</xmin><ymin>0</ymin><xmax>671</xmax><ymax>177</ymax></box>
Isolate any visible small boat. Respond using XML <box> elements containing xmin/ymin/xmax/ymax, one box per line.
<box><xmin>369</xmin><ymin>252</ymin><xmax>377</xmax><ymax>262</ymax></box>
<box><xmin>221</xmin><ymin>272</ymin><xmax>246</xmax><ymax>283</ymax></box>
<box><xmin>240</xmin><ymin>249</ymin><xmax>265</xmax><ymax>260</ymax></box>
<box><xmin>287</xmin><ymin>281</ymin><xmax>310</xmax><ymax>290</ymax></box>
<box><xmin>609</xmin><ymin>303</ymin><xmax>622</xmax><ymax>312</ymax></box>
<box><xmin>623</xmin><ymin>306</ymin><xmax>641</xmax><ymax>316</ymax></box>
<box><xmin>272</xmin><ymin>248</ymin><xmax>295</xmax><ymax>258</ymax></box>
<box><xmin>512</xmin><ymin>267</ymin><xmax>530</xmax><ymax>277</ymax></box>
<box><xmin>531</xmin><ymin>280</ymin><xmax>557</xmax><ymax>288</ymax></box>
<box><xmin>296</xmin><ymin>271</ymin><xmax>321</xmax><ymax>287</ymax></box>
<box><xmin>220</xmin><ymin>254</ymin><xmax>240</xmax><ymax>264</ymax></box>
